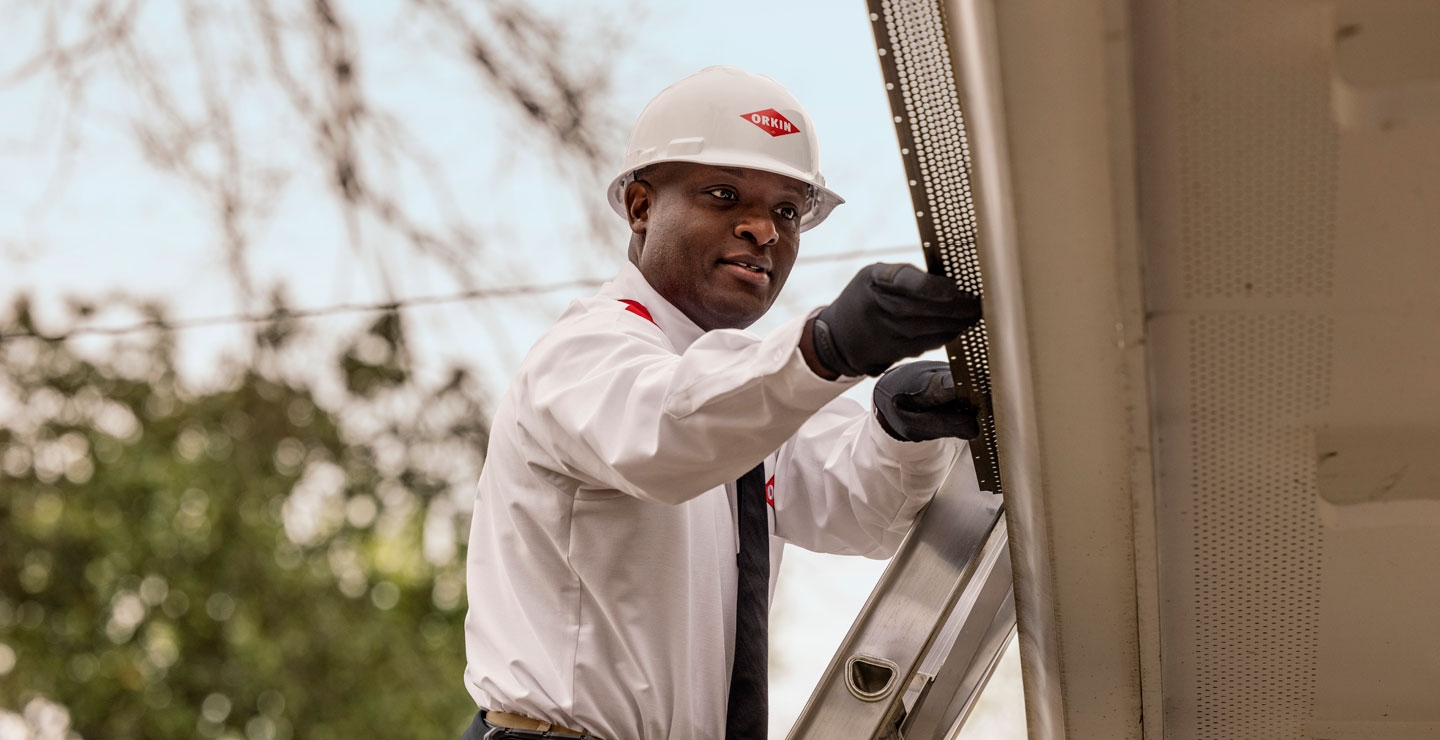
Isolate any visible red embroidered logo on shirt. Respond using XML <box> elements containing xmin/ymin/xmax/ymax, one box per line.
<box><xmin>618</xmin><ymin>299</ymin><xmax>656</xmax><ymax>326</ymax></box>
<box><xmin>740</xmin><ymin>109</ymin><xmax>800</xmax><ymax>137</ymax></box>
<box><xmin>765</xmin><ymin>476</ymin><xmax>775</xmax><ymax>508</ymax></box>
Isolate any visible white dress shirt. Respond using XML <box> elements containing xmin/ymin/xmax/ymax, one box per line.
<box><xmin>463</xmin><ymin>262</ymin><xmax>963</xmax><ymax>740</ymax></box>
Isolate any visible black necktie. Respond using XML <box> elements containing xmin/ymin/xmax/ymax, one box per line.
<box><xmin>726</xmin><ymin>463</ymin><xmax>769</xmax><ymax>740</ymax></box>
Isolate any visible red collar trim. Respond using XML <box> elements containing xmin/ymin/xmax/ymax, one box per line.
<box><xmin>618</xmin><ymin>299</ymin><xmax>657</xmax><ymax>326</ymax></box>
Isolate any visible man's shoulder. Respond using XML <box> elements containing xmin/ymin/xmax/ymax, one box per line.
<box><xmin>520</xmin><ymin>296</ymin><xmax>677</xmax><ymax>373</ymax></box>
<box><xmin>549</xmin><ymin>295</ymin><xmax>669</xmax><ymax>340</ymax></box>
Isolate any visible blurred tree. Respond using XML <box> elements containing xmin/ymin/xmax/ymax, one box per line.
<box><xmin>0</xmin><ymin>297</ymin><xmax>490</xmax><ymax>739</ymax></box>
<box><xmin>1</xmin><ymin>0</ymin><xmax>631</xmax><ymax>735</ymax></box>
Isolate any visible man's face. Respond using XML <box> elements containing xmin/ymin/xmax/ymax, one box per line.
<box><xmin>626</xmin><ymin>162</ymin><xmax>808</xmax><ymax>331</ymax></box>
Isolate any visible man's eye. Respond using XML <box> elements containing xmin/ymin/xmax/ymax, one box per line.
<box><xmin>776</xmin><ymin>205</ymin><xmax>799</xmax><ymax>221</ymax></box>
<box><xmin>708</xmin><ymin>188</ymin><xmax>737</xmax><ymax>200</ymax></box>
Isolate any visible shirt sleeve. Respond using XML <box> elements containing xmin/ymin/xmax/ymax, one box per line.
<box><xmin>516</xmin><ymin>305</ymin><xmax>860</xmax><ymax>505</ymax></box>
<box><xmin>769</xmin><ymin>396</ymin><xmax>964</xmax><ymax>558</ymax></box>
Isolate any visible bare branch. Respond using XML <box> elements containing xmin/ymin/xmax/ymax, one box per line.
<box><xmin>3</xmin><ymin>0</ymin><xmax>624</xmax><ymax>315</ymax></box>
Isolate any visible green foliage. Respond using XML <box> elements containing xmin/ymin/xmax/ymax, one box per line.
<box><xmin>0</xmin><ymin>302</ymin><xmax>486</xmax><ymax>739</ymax></box>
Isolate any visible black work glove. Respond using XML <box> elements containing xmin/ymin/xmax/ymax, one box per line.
<box><xmin>873</xmin><ymin>361</ymin><xmax>981</xmax><ymax>442</ymax></box>
<box><xmin>812</xmin><ymin>263</ymin><xmax>981</xmax><ymax>377</ymax></box>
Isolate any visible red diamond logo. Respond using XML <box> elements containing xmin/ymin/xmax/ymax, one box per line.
<box><xmin>740</xmin><ymin>108</ymin><xmax>800</xmax><ymax>137</ymax></box>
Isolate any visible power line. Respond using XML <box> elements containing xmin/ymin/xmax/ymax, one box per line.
<box><xmin>0</xmin><ymin>245</ymin><xmax>919</xmax><ymax>341</ymax></box>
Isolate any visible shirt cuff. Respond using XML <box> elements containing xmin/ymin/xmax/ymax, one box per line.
<box><xmin>798</xmin><ymin>306</ymin><xmax>865</xmax><ymax>383</ymax></box>
<box><xmin>765</xmin><ymin>313</ymin><xmax>863</xmax><ymax>399</ymax></box>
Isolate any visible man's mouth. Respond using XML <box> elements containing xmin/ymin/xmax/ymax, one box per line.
<box><xmin>718</xmin><ymin>257</ymin><xmax>771</xmax><ymax>286</ymax></box>
<box><xmin>724</xmin><ymin>260</ymin><xmax>766</xmax><ymax>274</ymax></box>
<box><xmin>719</xmin><ymin>254</ymin><xmax>771</xmax><ymax>275</ymax></box>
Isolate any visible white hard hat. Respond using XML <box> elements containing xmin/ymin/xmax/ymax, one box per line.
<box><xmin>607</xmin><ymin>66</ymin><xmax>845</xmax><ymax>232</ymax></box>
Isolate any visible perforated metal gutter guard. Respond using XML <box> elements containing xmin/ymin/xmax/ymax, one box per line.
<box><xmin>785</xmin><ymin>0</ymin><xmax>1062</xmax><ymax>738</ymax></box>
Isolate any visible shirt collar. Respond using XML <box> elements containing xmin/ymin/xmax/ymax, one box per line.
<box><xmin>599</xmin><ymin>261</ymin><xmax>707</xmax><ymax>352</ymax></box>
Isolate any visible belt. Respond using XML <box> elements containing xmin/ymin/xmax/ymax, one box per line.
<box><xmin>485</xmin><ymin>710</ymin><xmax>605</xmax><ymax>739</ymax></box>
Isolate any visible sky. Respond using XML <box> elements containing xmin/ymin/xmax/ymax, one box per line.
<box><xmin>0</xmin><ymin>1</ymin><xmax>1026</xmax><ymax>737</ymax></box>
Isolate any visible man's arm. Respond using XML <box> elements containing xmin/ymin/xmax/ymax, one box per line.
<box><xmin>769</xmin><ymin>397</ymin><xmax>963</xmax><ymax>558</ymax></box>
<box><xmin>523</xmin><ymin>262</ymin><xmax>980</xmax><ymax>506</ymax></box>
<box><xmin>521</xmin><ymin>308</ymin><xmax>856</xmax><ymax>505</ymax></box>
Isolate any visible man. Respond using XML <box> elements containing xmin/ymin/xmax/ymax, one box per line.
<box><xmin>461</xmin><ymin>66</ymin><xmax>982</xmax><ymax>740</ymax></box>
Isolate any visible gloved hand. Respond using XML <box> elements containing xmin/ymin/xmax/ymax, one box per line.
<box><xmin>873</xmin><ymin>361</ymin><xmax>981</xmax><ymax>442</ymax></box>
<box><xmin>811</xmin><ymin>263</ymin><xmax>981</xmax><ymax>377</ymax></box>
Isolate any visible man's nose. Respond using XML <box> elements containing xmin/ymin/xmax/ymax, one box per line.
<box><xmin>735</xmin><ymin>211</ymin><xmax>778</xmax><ymax>247</ymax></box>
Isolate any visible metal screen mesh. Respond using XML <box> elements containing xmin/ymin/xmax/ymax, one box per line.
<box><xmin>868</xmin><ymin>0</ymin><xmax>1002</xmax><ymax>495</ymax></box>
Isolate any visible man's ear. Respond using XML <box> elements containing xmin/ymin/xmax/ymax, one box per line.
<box><xmin>624</xmin><ymin>180</ymin><xmax>652</xmax><ymax>235</ymax></box>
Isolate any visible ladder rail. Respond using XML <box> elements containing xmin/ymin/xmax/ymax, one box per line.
<box><xmin>785</xmin><ymin>449</ymin><xmax>1003</xmax><ymax>739</ymax></box>
<box><xmin>902</xmin><ymin>577</ymin><xmax>1017</xmax><ymax>739</ymax></box>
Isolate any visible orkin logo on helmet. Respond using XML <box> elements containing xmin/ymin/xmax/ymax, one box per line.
<box><xmin>740</xmin><ymin>108</ymin><xmax>801</xmax><ymax>137</ymax></box>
